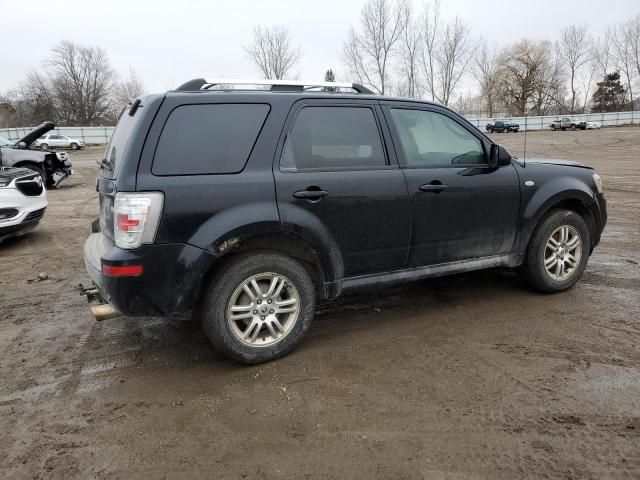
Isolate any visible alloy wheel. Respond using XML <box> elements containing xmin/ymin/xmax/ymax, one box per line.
<box><xmin>226</xmin><ymin>272</ymin><xmax>300</xmax><ymax>347</ymax></box>
<box><xmin>544</xmin><ymin>225</ymin><xmax>582</xmax><ymax>281</ymax></box>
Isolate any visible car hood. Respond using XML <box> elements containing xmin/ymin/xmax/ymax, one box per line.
<box><xmin>0</xmin><ymin>166</ymin><xmax>37</xmax><ymax>181</ymax></box>
<box><xmin>16</xmin><ymin>121</ymin><xmax>55</xmax><ymax>147</ymax></box>
<box><xmin>521</xmin><ymin>158</ymin><xmax>593</xmax><ymax>170</ymax></box>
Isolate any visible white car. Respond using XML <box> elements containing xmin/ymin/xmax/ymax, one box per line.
<box><xmin>586</xmin><ymin>121</ymin><xmax>602</xmax><ymax>129</ymax></box>
<box><xmin>34</xmin><ymin>133</ymin><xmax>85</xmax><ymax>150</ymax></box>
<box><xmin>0</xmin><ymin>167</ymin><xmax>47</xmax><ymax>243</ymax></box>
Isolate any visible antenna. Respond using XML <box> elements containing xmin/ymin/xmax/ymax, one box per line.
<box><xmin>523</xmin><ymin>115</ymin><xmax>527</xmax><ymax>165</ymax></box>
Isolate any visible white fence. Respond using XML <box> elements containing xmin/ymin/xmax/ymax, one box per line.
<box><xmin>465</xmin><ymin>110</ymin><xmax>640</xmax><ymax>131</ymax></box>
<box><xmin>0</xmin><ymin>126</ymin><xmax>115</xmax><ymax>145</ymax></box>
<box><xmin>1</xmin><ymin>110</ymin><xmax>638</xmax><ymax>145</ymax></box>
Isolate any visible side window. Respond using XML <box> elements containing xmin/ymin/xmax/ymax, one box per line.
<box><xmin>281</xmin><ymin>106</ymin><xmax>386</xmax><ymax>171</ymax></box>
<box><xmin>152</xmin><ymin>103</ymin><xmax>270</xmax><ymax>175</ymax></box>
<box><xmin>390</xmin><ymin>109</ymin><xmax>486</xmax><ymax>167</ymax></box>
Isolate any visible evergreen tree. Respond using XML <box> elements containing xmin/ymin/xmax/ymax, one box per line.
<box><xmin>591</xmin><ymin>72</ymin><xmax>626</xmax><ymax>112</ymax></box>
<box><xmin>324</xmin><ymin>69</ymin><xmax>337</xmax><ymax>92</ymax></box>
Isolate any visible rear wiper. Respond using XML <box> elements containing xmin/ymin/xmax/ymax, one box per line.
<box><xmin>96</xmin><ymin>158</ymin><xmax>113</xmax><ymax>170</ymax></box>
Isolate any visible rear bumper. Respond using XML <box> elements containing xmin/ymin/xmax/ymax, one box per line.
<box><xmin>83</xmin><ymin>232</ymin><xmax>216</xmax><ymax>317</ymax></box>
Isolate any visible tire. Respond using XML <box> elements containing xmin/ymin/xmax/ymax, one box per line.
<box><xmin>70</xmin><ymin>142</ymin><xmax>79</xmax><ymax>150</ymax></box>
<box><xmin>40</xmin><ymin>143</ymin><xmax>49</xmax><ymax>151</ymax></box>
<box><xmin>570</xmin><ymin>124</ymin><xmax>577</xmax><ymax>131</ymax></box>
<box><xmin>551</xmin><ymin>125</ymin><xmax>556</xmax><ymax>131</ymax></box>
<box><xmin>520</xmin><ymin>209</ymin><xmax>590</xmax><ymax>293</ymax></box>
<box><xmin>199</xmin><ymin>251</ymin><xmax>316</xmax><ymax>364</ymax></box>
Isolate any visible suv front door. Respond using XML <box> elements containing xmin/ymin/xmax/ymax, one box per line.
<box><xmin>383</xmin><ymin>104</ymin><xmax>520</xmax><ymax>268</ymax></box>
<box><xmin>274</xmin><ymin>101</ymin><xmax>410</xmax><ymax>278</ymax></box>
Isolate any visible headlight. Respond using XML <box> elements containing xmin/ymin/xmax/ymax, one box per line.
<box><xmin>593</xmin><ymin>173</ymin><xmax>603</xmax><ymax>194</ymax></box>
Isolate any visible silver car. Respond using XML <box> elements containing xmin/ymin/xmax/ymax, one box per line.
<box><xmin>34</xmin><ymin>133</ymin><xmax>85</xmax><ymax>150</ymax></box>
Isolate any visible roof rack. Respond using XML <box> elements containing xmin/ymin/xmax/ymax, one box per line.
<box><xmin>175</xmin><ymin>78</ymin><xmax>375</xmax><ymax>94</ymax></box>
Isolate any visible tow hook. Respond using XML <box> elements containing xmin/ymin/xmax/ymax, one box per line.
<box><xmin>79</xmin><ymin>284</ymin><xmax>121</xmax><ymax>322</ymax></box>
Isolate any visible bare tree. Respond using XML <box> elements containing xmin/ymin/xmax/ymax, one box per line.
<box><xmin>46</xmin><ymin>40</ymin><xmax>116</xmax><ymax>125</ymax></box>
<box><xmin>591</xmin><ymin>30</ymin><xmax>613</xmax><ymax>78</ymax></box>
<box><xmin>419</xmin><ymin>2</ymin><xmax>475</xmax><ymax>106</ymax></box>
<box><xmin>113</xmin><ymin>67</ymin><xmax>145</xmax><ymax>108</ymax></box>
<box><xmin>397</xmin><ymin>0</ymin><xmax>422</xmax><ymax>98</ymax></box>
<box><xmin>611</xmin><ymin>21</ymin><xmax>636</xmax><ymax>109</ymax></box>
<box><xmin>497</xmin><ymin>40</ymin><xmax>561</xmax><ymax>116</ymax></box>
<box><xmin>342</xmin><ymin>0</ymin><xmax>406</xmax><ymax>94</ymax></box>
<box><xmin>472</xmin><ymin>40</ymin><xmax>500</xmax><ymax>116</ymax></box>
<box><xmin>629</xmin><ymin>14</ymin><xmax>640</xmax><ymax>82</ymax></box>
<box><xmin>436</xmin><ymin>17</ymin><xmax>476</xmax><ymax>106</ymax></box>
<box><xmin>244</xmin><ymin>26</ymin><xmax>302</xmax><ymax>79</ymax></box>
<box><xmin>556</xmin><ymin>25</ymin><xmax>590</xmax><ymax>113</ymax></box>
<box><xmin>420</xmin><ymin>0</ymin><xmax>441</xmax><ymax>101</ymax></box>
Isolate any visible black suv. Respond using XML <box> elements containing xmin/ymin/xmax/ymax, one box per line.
<box><xmin>486</xmin><ymin>120</ymin><xmax>520</xmax><ymax>133</ymax></box>
<box><xmin>83</xmin><ymin>79</ymin><xmax>607</xmax><ymax>364</ymax></box>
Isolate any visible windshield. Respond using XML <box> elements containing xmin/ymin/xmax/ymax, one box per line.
<box><xmin>0</xmin><ymin>136</ymin><xmax>13</xmax><ymax>147</ymax></box>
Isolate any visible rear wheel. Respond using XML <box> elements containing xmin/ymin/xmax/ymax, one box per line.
<box><xmin>199</xmin><ymin>251</ymin><xmax>316</xmax><ymax>364</ymax></box>
<box><xmin>520</xmin><ymin>209</ymin><xmax>590</xmax><ymax>293</ymax></box>
<box><xmin>70</xmin><ymin>142</ymin><xmax>79</xmax><ymax>150</ymax></box>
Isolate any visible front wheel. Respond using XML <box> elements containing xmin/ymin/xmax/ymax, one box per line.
<box><xmin>520</xmin><ymin>210</ymin><xmax>590</xmax><ymax>293</ymax></box>
<box><xmin>199</xmin><ymin>251</ymin><xmax>316</xmax><ymax>364</ymax></box>
<box><xmin>40</xmin><ymin>143</ymin><xmax>49</xmax><ymax>151</ymax></box>
<box><xmin>551</xmin><ymin>125</ymin><xmax>556</xmax><ymax>131</ymax></box>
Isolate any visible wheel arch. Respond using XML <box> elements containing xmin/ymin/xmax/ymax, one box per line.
<box><xmin>13</xmin><ymin>160</ymin><xmax>46</xmax><ymax>173</ymax></box>
<box><xmin>517</xmin><ymin>184</ymin><xmax>598</xmax><ymax>255</ymax></box>
<box><xmin>194</xmin><ymin>227</ymin><xmax>343</xmax><ymax>313</ymax></box>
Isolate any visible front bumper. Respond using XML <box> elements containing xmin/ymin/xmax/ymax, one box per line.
<box><xmin>83</xmin><ymin>232</ymin><xmax>216</xmax><ymax>318</ymax></box>
<box><xmin>0</xmin><ymin>188</ymin><xmax>47</xmax><ymax>242</ymax></box>
<box><xmin>47</xmin><ymin>156</ymin><xmax>73</xmax><ymax>187</ymax></box>
<box><xmin>591</xmin><ymin>192</ymin><xmax>607</xmax><ymax>248</ymax></box>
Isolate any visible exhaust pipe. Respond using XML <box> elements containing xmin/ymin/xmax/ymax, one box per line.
<box><xmin>90</xmin><ymin>303</ymin><xmax>121</xmax><ymax>322</ymax></box>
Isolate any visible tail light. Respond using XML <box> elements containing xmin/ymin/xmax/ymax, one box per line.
<box><xmin>113</xmin><ymin>192</ymin><xmax>163</xmax><ymax>249</ymax></box>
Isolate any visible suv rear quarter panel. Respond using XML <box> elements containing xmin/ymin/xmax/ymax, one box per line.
<box><xmin>135</xmin><ymin>93</ymin><xmax>292</xmax><ymax>252</ymax></box>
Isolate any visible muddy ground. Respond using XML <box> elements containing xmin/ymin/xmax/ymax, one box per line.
<box><xmin>1</xmin><ymin>127</ymin><xmax>639</xmax><ymax>479</ymax></box>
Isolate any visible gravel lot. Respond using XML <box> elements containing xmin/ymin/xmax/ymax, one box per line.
<box><xmin>1</xmin><ymin>127</ymin><xmax>639</xmax><ymax>479</ymax></box>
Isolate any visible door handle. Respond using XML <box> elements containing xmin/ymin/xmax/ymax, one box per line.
<box><xmin>419</xmin><ymin>183</ymin><xmax>448</xmax><ymax>193</ymax></box>
<box><xmin>293</xmin><ymin>188</ymin><xmax>329</xmax><ymax>201</ymax></box>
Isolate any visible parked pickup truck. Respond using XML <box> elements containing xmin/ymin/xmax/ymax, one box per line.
<box><xmin>550</xmin><ymin>118</ymin><xmax>587</xmax><ymax>131</ymax></box>
<box><xmin>486</xmin><ymin>120</ymin><xmax>519</xmax><ymax>133</ymax></box>
<box><xmin>83</xmin><ymin>78</ymin><xmax>607</xmax><ymax>364</ymax></box>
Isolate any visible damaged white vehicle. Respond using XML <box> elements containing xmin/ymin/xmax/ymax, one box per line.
<box><xmin>0</xmin><ymin>122</ymin><xmax>73</xmax><ymax>187</ymax></box>
<box><xmin>0</xmin><ymin>167</ymin><xmax>47</xmax><ymax>243</ymax></box>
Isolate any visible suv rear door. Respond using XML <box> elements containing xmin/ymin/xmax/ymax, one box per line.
<box><xmin>274</xmin><ymin>100</ymin><xmax>410</xmax><ymax>278</ymax></box>
<box><xmin>383</xmin><ymin>103</ymin><xmax>520</xmax><ymax>268</ymax></box>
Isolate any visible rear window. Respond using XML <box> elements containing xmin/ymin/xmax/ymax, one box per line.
<box><xmin>152</xmin><ymin>104</ymin><xmax>270</xmax><ymax>176</ymax></box>
<box><xmin>103</xmin><ymin>107</ymin><xmax>142</xmax><ymax>179</ymax></box>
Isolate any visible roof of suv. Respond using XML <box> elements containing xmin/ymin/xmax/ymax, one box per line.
<box><xmin>168</xmin><ymin>77</ymin><xmax>440</xmax><ymax>106</ymax></box>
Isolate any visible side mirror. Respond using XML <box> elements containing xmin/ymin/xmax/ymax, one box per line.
<box><xmin>489</xmin><ymin>144</ymin><xmax>512</xmax><ymax>168</ymax></box>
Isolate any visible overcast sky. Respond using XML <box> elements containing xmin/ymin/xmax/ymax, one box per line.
<box><xmin>1</xmin><ymin>0</ymin><xmax>638</xmax><ymax>95</ymax></box>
